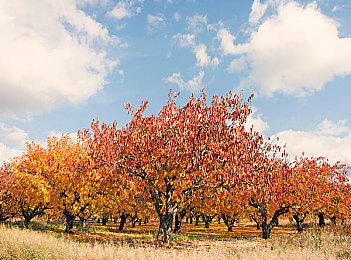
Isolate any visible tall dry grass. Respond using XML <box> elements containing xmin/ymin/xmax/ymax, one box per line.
<box><xmin>0</xmin><ymin>224</ymin><xmax>350</xmax><ymax>259</ymax></box>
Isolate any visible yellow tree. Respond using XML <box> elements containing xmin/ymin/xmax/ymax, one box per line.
<box><xmin>44</xmin><ymin>134</ymin><xmax>98</xmax><ymax>233</ymax></box>
<box><xmin>11</xmin><ymin>142</ymin><xmax>51</xmax><ymax>228</ymax></box>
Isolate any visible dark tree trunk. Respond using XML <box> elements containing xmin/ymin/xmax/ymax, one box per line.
<box><xmin>152</xmin><ymin>187</ymin><xmax>178</xmax><ymax>243</ymax></box>
<box><xmin>102</xmin><ymin>217</ymin><xmax>108</xmax><ymax>226</ymax></box>
<box><xmin>221</xmin><ymin>213</ymin><xmax>241</xmax><ymax>232</ymax></box>
<box><xmin>157</xmin><ymin>214</ymin><xmax>174</xmax><ymax>243</ymax></box>
<box><xmin>189</xmin><ymin>216</ymin><xmax>193</xmax><ymax>224</ymax></box>
<box><xmin>318</xmin><ymin>212</ymin><xmax>325</xmax><ymax>227</ymax></box>
<box><xmin>249</xmin><ymin>201</ymin><xmax>289</xmax><ymax>239</ymax></box>
<box><xmin>21</xmin><ymin>205</ymin><xmax>48</xmax><ymax>228</ymax></box>
<box><xmin>330</xmin><ymin>216</ymin><xmax>336</xmax><ymax>225</ymax></box>
<box><xmin>131</xmin><ymin>217</ymin><xmax>138</xmax><ymax>228</ymax></box>
<box><xmin>63</xmin><ymin>210</ymin><xmax>75</xmax><ymax>234</ymax></box>
<box><xmin>256</xmin><ymin>222</ymin><xmax>261</xmax><ymax>229</ymax></box>
<box><xmin>118</xmin><ymin>213</ymin><xmax>127</xmax><ymax>231</ymax></box>
<box><xmin>195</xmin><ymin>215</ymin><xmax>200</xmax><ymax>226</ymax></box>
<box><xmin>144</xmin><ymin>217</ymin><xmax>148</xmax><ymax>224</ymax></box>
<box><xmin>202</xmin><ymin>214</ymin><xmax>215</xmax><ymax>228</ymax></box>
<box><xmin>174</xmin><ymin>214</ymin><xmax>181</xmax><ymax>233</ymax></box>
<box><xmin>217</xmin><ymin>216</ymin><xmax>221</xmax><ymax>224</ymax></box>
<box><xmin>292</xmin><ymin>212</ymin><xmax>307</xmax><ymax>233</ymax></box>
<box><xmin>173</xmin><ymin>209</ymin><xmax>186</xmax><ymax>233</ymax></box>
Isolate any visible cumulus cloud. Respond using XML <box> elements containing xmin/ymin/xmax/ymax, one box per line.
<box><xmin>274</xmin><ymin>119</ymin><xmax>351</xmax><ymax>165</ymax></box>
<box><xmin>165</xmin><ymin>71</ymin><xmax>204</xmax><ymax>92</ymax></box>
<box><xmin>147</xmin><ymin>13</ymin><xmax>166</xmax><ymax>31</ymax></box>
<box><xmin>0</xmin><ymin>0</ymin><xmax>118</xmax><ymax>118</ymax></box>
<box><xmin>174</xmin><ymin>33</ymin><xmax>219</xmax><ymax>67</ymax></box>
<box><xmin>218</xmin><ymin>1</ymin><xmax>351</xmax><ymax>97</ymax></box>
<box><xmin>249</xmin><ymin>0</ymin><xmax>269</xmax><ymax>25</ymax></box>
<box><xmin>0</xmin><ymin>124</ymin><xmax>28</xmax><ymax>149</ymax></box>
<box><xmin>0</xmin><ymin>143</ymin><xmax>23</xmax><ymax>163</ymax></box>
<box><xmin>186</xmin><ymin>14</ymin><xmax>207</xmax><ymax>34</ymax></box>
<box><xmin>107</xmin><ymin>0</ymin><xmax>143</xmax><ymax>20</ymax></box>
<box><xmin>227</xmin><ymin>57</ymin><xmax>247</xmax><ymax>73</ymax></box>
<box><xmin>245</xmin><ymin>108</ymin><xmax>269</xmax><ymax>133</ymax></box>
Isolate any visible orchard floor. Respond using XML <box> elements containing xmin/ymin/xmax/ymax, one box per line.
<box><xmin>2</xmin><ymin>220</ymin><xmax>351</xmax><ymax>259</ymax></box>
<box><xmin>58</xmin><ymin>219</ymin><xmax>295</xmax><ymax>247</ymax></box>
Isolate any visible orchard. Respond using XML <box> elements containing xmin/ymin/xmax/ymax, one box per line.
<box><xmin>0</xmin><ymin>90</ymin><xmax>350</xmax><ymax>243</ymax></box>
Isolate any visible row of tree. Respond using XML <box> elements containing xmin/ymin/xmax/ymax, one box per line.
<box><xmin>0</xmin><ymin>90</ymin><xmax>350</xmax><ymax>242</ymax></box>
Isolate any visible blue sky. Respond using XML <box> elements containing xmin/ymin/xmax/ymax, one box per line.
<box><xmin>1</xmin><ymin>0</ymin><xmax>351</xmax><ymax>166</ymax></box>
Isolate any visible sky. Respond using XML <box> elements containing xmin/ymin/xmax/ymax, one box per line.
<box><xmin>0</xmin><ymin>0</ymin><xmax>351</xmax><ymax>167</ymax></box>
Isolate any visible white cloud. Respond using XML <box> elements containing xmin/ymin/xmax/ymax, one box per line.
<box><xmin>165</xmin><ymin>71</ymin><xmax>204</xmax><ymax>92</ymax></box>
<box><xmin>0</xmin><ymin>143</ymin><xmax>23</xmax><ymax>163</ymax></box>
<box><xmin>107</xmin><ymin>0</ymin><xmax>143</xmax><ymax>20</ymax></box>
<box><xmin>244</xmin><ymin>108</ymin><xmax>269</xmax><ymax>133</ymax></box>
<box><xmin>147</xmin><ymin>13</ymin><xmax>166</xmax><ymax>31</ymax></box>
<box><xmin>227</xmin><ymin>57</ymin><xmax>247</xmax><ymax>73</ymax></box>
<box><xmin>317</xmin><ymin>119</ymin><xmax>350</xmax><ymax>136</ymax></box>
<box><xmin>193</xmin><ymin>44</ymin><xmax>211</xmax><ymax>67</ymax></box>
<box><xmin>174</xmin><ymin>33</ymin><xmax>219</xmax><ymax>67</ymax></box>
<box><xmin>217</xmin><ymin>28</ymin><xmax>248</xmax><ymax>55</ymax></box>
<box><xmin>0</xmin><ymin>0</ymin><xmax>118</xmax><ymax>118</ymax></box>
<box><xmin>186</xmin><ymin>14</ymin><xmax>207</xmax><ymax>34</ymax></box>
<box><xmin>174</xmin><ymin>33</ymin><xmax>196</xmax><ymax>48</ymax></box>
<box><xmin>249</xmin><ymin>0</ymin><xmax>269</xmax><ymax>25</ymax></box>
<box><xmin>0</xmin><ymin>123</ymin><xmax>28</xmax><ymax>148</ymax></box>
<box><xmin>218</xmin><ymin>2</ymin><xmax>351</xmax><ymax>97</ymax></box>
<box><xmin>274</xmin><ymin>119</ymin><xmax>351</xmax><ymax>165</ymax></box>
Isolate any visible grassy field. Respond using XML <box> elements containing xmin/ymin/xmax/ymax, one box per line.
<box><xmin>0</xmin><ymin>219</ymin><xmax>350</xmax><ymax>259</ymax></box>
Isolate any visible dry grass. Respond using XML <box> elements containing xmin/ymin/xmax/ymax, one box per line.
<box><xmin>0</xmin><ymin>224</ymin><xmax>350</xmax><ymax>259</ymax></box>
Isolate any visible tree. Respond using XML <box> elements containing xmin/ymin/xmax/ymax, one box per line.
<box><xmin>89</xmin><ymin>90</ymin><xmax>254</xmax><ymax>243</ymax></box>
<box><xmin>244</xmin><ymin>144</ymin><xmax>291</xmax><ymax>239</ymax></box>
<box><xmin>11</xmin><ymin>142</ymin><xmax>51</xmax><ymax>228</ymax></box>
<box><xmin>44</xmin><ymin>134</ymin><xmax>98</xmax><ymax>233</ymax></box>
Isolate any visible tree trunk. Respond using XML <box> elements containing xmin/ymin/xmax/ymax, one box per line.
<box><xmin>21</xmin><ymin>205</ymin><xmax>48</xmax><ymax>229</ymax></box>
<box><xmin>152</xmin><ymin>188</ymin><xmax>178</xmax><ymax>243</ymax></box>
<box><xmin>156</xmin><ymin>214</ymin><xmax>175</xmax><ymax>243</ymax></box>
<box><xmin>174</xmin><ymin>214</ymin><xmax>181</xmax><ymax>233</ymax></box>
<box><xmin>63</xmin><ymin>210</ymin><xmax>75</xmax><ymax>234</ymax></box>
<box><xmin>102</xmin><ymin>217</ymin><xmax>108</xmax><ymax>226</ymax></box>
<box><xmin>195</xmin><ymin>215</ymin><xmax>200</xmax><ymax>226</ymax></box>
<box><xmin>221</xmin><ymin>213</ymin><xmax>240</xmax><ymax>232</ymax></box>
<box><xmin>131</xmin><ymin>217</ymin><xmax>138</xmax><ymax>228</ymax></box>
<box><xmin>330</xmin><ymin>216</ymin><xmax>336</xmax><ymax>225</ymax></box>
<box><xmin>293</xmin><ymin>213</ymin><xmax>305</xmax><ymax>233</ymax></box>
<box><xmin>118</xmin><ymin>213</ymin><xmax>127</xmax><ymax>231</ymax></box>
<box><xmin>261</xmin><ymin>207</ymin><xmax>289</xmax><ymax>239</ymax></box>
<box><xmin>202</xmin><ymin>214</ymin><xmax>214</xmax><ymax>228</ymax></box>
<box><xmin>173</xmin><ymin>209</ymin><xmax>186</xmax><ymax>233</ymax></box>
<box><xmin>318</xmin><ymin>212</ymin><xmax>325</xmax><ymax>227</ymax></box>
<box><xmin>24</xmin><ymin>217</ymin><xmax>31</xmax><ymax>228</ymax></box>
<box><xmin>256</xmin><ymin>222</ymin><xmax>261</xmax><ymax>229</ymax></box>
<box><xmin>249</xmin><ymin>202</ymin><xmax>289</xmax><ymax>239</ymax></box>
